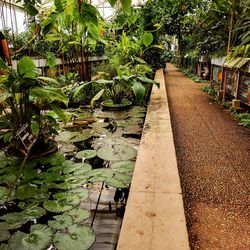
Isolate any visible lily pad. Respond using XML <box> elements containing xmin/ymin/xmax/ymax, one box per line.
<box><xmin>0</xmin><ymin>229</ymin><xmax>10</xmax><ymax>242</ymax></box>
<box><xmin>8</xmin><ymin>224</ymin><xmax>53</xmax><ymax>250</ymax></box>
<box><xmin>0</xmin><ymin>222</ymin><xmax>23</xmax><ymax>230</ymax></box>
<box><xmin>65</xmin><ymin>208</ymin><xmax>91</xmax><ymax>222</ymax></box>
<box><xmin>59</xmin><ymin>143</ymin><xmax>77</xmax><ymax>154</ymax></box>
<box><xmin>105</xmin><ymin>178</ymin><xmax>128</xmax><ymax>188</ymax></box>
<box><xmin>0</xmin><ymin>174</ymin><xmax>16</xmax><ymax>185</ymax></box>
<box><xmin>89</xmin><ymin>122</ymin><xmax>109</xmax><ymax>129</ymax></box>
<box><xmin>110</xmin><ymin>161</ymin><xmax>135</xmax><ymax>173</ymax></box>
<box><xmin>69</xmin><ymin>188</ymin><xmax>89</xmax><ymax>200</ymax></box>
<box><xmin>48</xmin><ymin>215</ymin><xmax>73</xmax><ymax>230</ymax></box>
<box><xmin>53</xmin><ymin>225</ymin><xmax>95</xmax><ymax>250</ymax></box>
<box><xmin>55</xmin><ymin>131</ymin><xmax>80</xmax><ymax>143</ymax></box>
<box><xmin>16</xmin><ymin>184</ymin><xmax>38</xmax><ymax>200</ymax></box>
<box><xmin>0</xmin><ymin>186</ymin><xmax>8</xmax><ymax>200</ymax></box>
<box><xmin>0</xmin><ymin>207</ymin><xmax>46</xmax><ymax>224</ymax></box>
<box><xmin>86</xmin><ymin>168</ymin><xmax>114</xmax><ymax>183</ymax></box>
<box><xmin>63</xmin><ymin>162</ymin><xmax>92</xmax><ymax>174</ymax></box>
<box><xmin>43</xmin><ymin>193</ymin><xmax>80</xmax><ymax>213</ymax></box>
<box><xmin>36</xmin><ymin>152</ymin><xmax>65</xmax><ymax>166</ymax></box>
<box><xmin>69</xmin><ymin>129</ymin><xmax>94</xmax><ymax>142</ymax></box>
<box><xmin>75</xmin><ymin>150</ymin><xmax>97</xmax><ymax>160</ymax></box>
<box><xmin>0</xmin><ymin>151</ymin><xmax>8</xmax><ymax>169</ymax></box>
<box><xmin>97</xmin><ymin>145</ymin><xmax>137</xmax><ymax>161</ymax></box>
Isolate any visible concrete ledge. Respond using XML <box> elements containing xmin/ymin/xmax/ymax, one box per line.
<box><xmin>117</xmin><ymin>70</ymin><xmax>190</xmax><ymax>250</ymax></box>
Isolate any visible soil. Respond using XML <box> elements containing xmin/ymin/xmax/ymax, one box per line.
<box><xmin>164</xmin><ymin>64</ymin><xmax>250</xmax><ymax>249</ymax></box>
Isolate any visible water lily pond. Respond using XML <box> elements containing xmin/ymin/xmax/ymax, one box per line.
<box><xmin>0</xmin><ymin>105</ymin><xmax>146</xmax><ymax>249</ymax></box>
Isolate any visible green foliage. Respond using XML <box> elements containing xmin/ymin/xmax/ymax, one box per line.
<box><xmin>97</xmin><ymin>144</ymin><xmax>137</xmax><ymax>161</ymax></box>
<box><xmin>181</xmin><ymin>68</ymin><xmax>209</xmax><ymax>83</ymax></box>
<box><xmin>234</xmin><ymin>111</ymin><xmax>250</xmax><ymax>128</ymax></box>
<box><xmin>0</xmin><ymin>58</ymin><xmax>68</xmax><ymax>148</ymax></box>
<box><xmin>202</xmin><ymin>85</ymin><xmax>217</xmax><ymax>96</ymax></box>
<box><xmin>8</xmin><ymin>224</ymin><xmax>53</xmax><ymax>250</ymax></box>
<box><xmin>53</xmin><ymin>225</ymin><xmax>95</xmax><ymax>250</ymax></box>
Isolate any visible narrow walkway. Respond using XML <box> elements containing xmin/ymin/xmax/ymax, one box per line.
<box><xmin>165</xmin><ymin>64</ymin><xmax>250</xmax><ymax>249</ymax></box>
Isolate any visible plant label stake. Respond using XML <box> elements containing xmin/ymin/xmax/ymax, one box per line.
<box><xmin>17</xmin><ymin>123</ymin><xmax>36</xmax><ymax>151</ymax></box>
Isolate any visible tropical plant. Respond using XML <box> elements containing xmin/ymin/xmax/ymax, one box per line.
<box><xmin>73</xmin><ymin>73</ymin><xmax>159</xmax><ymax>107</ymax></box>
<box><xmin>0</xmin><ymin>57</ymin><xmax>68</xmax><ymax>153</ymax></box>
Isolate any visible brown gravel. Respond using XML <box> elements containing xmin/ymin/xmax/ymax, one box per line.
<box><xmin>164</xmin><ymin>64</ymin><xmax>250</xmax><ymax>249</ymax></box>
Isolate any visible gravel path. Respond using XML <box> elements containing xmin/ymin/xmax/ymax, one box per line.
<box><xmin>164</xmin><ymin>64</ymin><xmax>250</xmax><ymax>249</ymax></box>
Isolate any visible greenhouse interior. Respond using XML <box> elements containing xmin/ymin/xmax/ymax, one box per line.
<box><xmin>0</xmin><ymin>0</ymin><xmax>249</xmax><ymax>249</ymax></box>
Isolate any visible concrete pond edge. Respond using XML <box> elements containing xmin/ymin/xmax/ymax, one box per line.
<box><xmin>117</xmin><ymin>69</ymin><xmax>190</xmax><ymax>250</ymax></box>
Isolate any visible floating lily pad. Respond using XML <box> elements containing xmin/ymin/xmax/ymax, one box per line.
<box><xmin>69</xmin><ymin>129</ymin><xmax>94</xmax><ymax>142</ymax></box>
<box><xmin>122</xmin><ymin>125</ymin><xmax>142</xmax><ymax>135</ymax></box>
<box><xmin>97</xmin><ymin>145</ymin><xmax>137</xmax><ymax>161</ymax></box>
<box><xmin>0</xmin><ymin>174</ymin><xmax>16</xmax><ymax>185</ymax></box>
<box><xmin>0</xmin><ymin>151</ymin><xmax>8</xmax><ymax>169</ymax></box>
<box><xmin>105</xmin><ymin>178</ymin><xmax>128</xmax><ymax>188</ymax></box>
<box><xmin>75</xmin><ymin>150</ymin><xmax>97</xmax><ymax>160</ymax></box>
<box><xmin>59</xmin><ymin>143</ymin><xmax>77</xmax><ymax>154</ymax></box>
<box><xmin>48</xmin><ymin>215</ymin><xmax>73</xmax><ymax>230</ymax></box>
<box><xmin>0</xmin><ymin>186</ymin><xmax>8</xmax><ymax>200</ymax></box>
<box><xmin>55</xmin><ymin>131</ymin><xmax>80</xmax><ymax>143</ymax></box>
<box><xmin>53</xmin><ymin>225</ymin><xmax>95</xmax><ymax>250</ymax></box>
<box><xmin>0</xmin><ymin>229</ymin><xmax>10</xmax><ymax>242</ymax></box>
<box><xmin>68</xmin><ymin>188</ymin><xmax>89</xmax><ymax>200</ymax></box>
<box><xmin>16</xmin><ymin>184</ymin><xmax>38</xmax><ymax>200</ymax></box>
<box><xmin>36</xmin><ymin>152</ymin><xmax>65</xmax><ymax>166</ymax></box>
<box><xmin>110</xmin><ymin>161</ymin><xmax>135</xmax><ymax>173</ymax></box>
<box><xmin>43</xmin><ymin>193</ymin><xmax>80</xmax><ymax>213</ymax></box>
<box><xmin>0</xmin><ymin>207</ymin><xmax>46</xmax><ymax>224</ymax></box>
<box><xmin>114</xmin><ymin>172</ymin><xmax>132</xmax><ymax>185</ymax></box>
<box><xmin>65</xmin><ymin>208</ymin><xmax>91</xmax><ymax>222</ymax></box>
<box><xmin>86</xmin><ymin>168</ymin><xmax>114</xmax><ymax>183</ymax></box>
<box><xmin>43</xmin><ymin>200</ymin><xmax>73</xmax><ymax>213</ymax></box>
<box><xmin>89</xmin><ymin>122</ymin><xmax>109</xmax><ymax>129</ymax></box>
<box><xmin>63</xmin><ymin>162</ymin><xmax>92</xmax><ymax>174</ymax></box>
<box><xmin>0</xmin><ymin>222</ymin><xmax>24</xmax><ymax>230</ymax></box>
<box><xmin>8</xmin><ymin>224</ymin><xmax>53</xmax><ymax>250</ymax></box>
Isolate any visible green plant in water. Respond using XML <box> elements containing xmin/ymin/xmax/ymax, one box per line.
<box><xmin>7</xmin><ymin>224</ymin><xmax>53</xmax><ymax>250</ymax></box>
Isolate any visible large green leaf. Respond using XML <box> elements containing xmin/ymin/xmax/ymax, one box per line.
<box><xmin>110</xmin><ymin>161</ymin><xmax>135</xmax><ymax>173</ymax></box>
<box><xmin>0</xmin><ymin>207</ymin><xmax>46</xmax><ymax>224</ymax></box>
<box><xmin>30</xmin><ymin>87</ymin><xmax>68</xmax><ymax>105</ymax></box>
<box><xmin>53</xmin><ymin>225</ymin><xmax>95</xmax><ymax>250</ymax></box>
<box><xmin>142</xmin><ymin>32</ymin><xmax>154</xmax><ymax>47</ymax></box>
<box><xmin>51</xmin><ymin>104</ymin><xmax>68</xmax><ymax>124</ymax></box>
<box><xmin>48</xmin><ymin>214</ymin><xmax>73</xmax><ymax>230</ymax></box>
<box><xmin>16</xmin><ymin>184</ymin><xmax>38</xmax><ymax>200</ymax></box>
<box><xmin>8</xmin><ymin>224</ymin><xmax>53</xmax><ymax>250</ymax></box>
<box><xmin>17</xmin><ymin>57</ymin><xmax>38</xmax><ymax>79</ymax></box>
<box><xmin>90</xmin><ymin>89</ymin><xmax>105</xmax><ymax>109</ymax></box>
<box><xmin>23</xmin><ymin>3</ymin><xmax>38</xmax><ymax>17</ymax></box>
<box><xmin>37</xmin><ymin>76</ymin><xmax>59</xmax><ymax>85</ymax></box>
<box><xmin>79</xmin><ymin>3</ymin><xmax>98</xmax><ymax>26</ymax></box>
<box><xmin>54</xmin><ymin>0</ymin><xmax>64</xmax><ymax>13</ymax></box>
<box><xmin>97</xmin><ymin>144</ymin><xmax>137</xmax><ymax>161</ymax></box>
<box><xmin>132</xmin><ymin>81</ymin><xmax>145</xmax><ymax>104</ymax></box>
<box><xmin>0</xmin><ymin>58</ymin><xmax>8</xmax><ymax>71</ymax></box>
<box><xmin>120</xmin><ymin>0</ymin><xmax>132</xmax><ymax>11</ymax></box>
<box><xmin>0</xmin><ymin>186</ymin><xmax>8</xmax><ymax>200</ymax></box>
<box><xmin>75</xmin><ymin>150</ymin><xmax>97</xmax><ymax>160</ymax></box>
<box><xmin>43</xmin><ymin>200</ymin><xmax>74</xmax><ymax>213</ymax></box>
<box><xmin>65</xmin><ymin>208</ymin><xmax>91</xmax><ymax>222</ymax></box>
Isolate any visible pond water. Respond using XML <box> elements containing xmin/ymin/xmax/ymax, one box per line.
<box><xmin>0</xmin><ymin>105</ymin><xmax>147</xmax><ymax>250</ymax></box>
